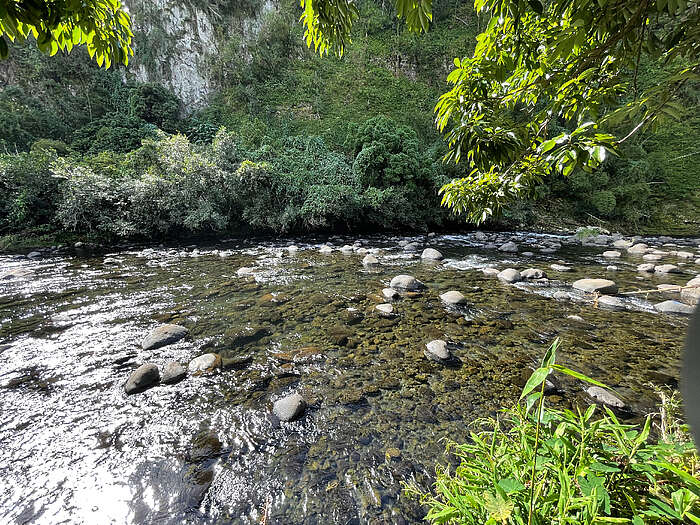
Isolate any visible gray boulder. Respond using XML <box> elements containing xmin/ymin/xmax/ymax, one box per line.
<box><xmin>676</xmin><ymin>251</ymin><xmax>694</xmax><ymax>259</ymax></box>
<box><xmin>319</xmin><ymin>245</ymin><xmax>333</xmax><ymax>254</ymax></box>
<box><xmin>362</xmin><ymin>254</ymin><xmax>379</xmax><ymax>267</ymax></box>
<box><xmin>498</xmin><ymin>268</ymin><xmax>521</xmax><ymax>283</ymax></box>
<box><xmin>382</xmin><ymin>288</ymin><xmax>400</xmax><ymax>301</ymax></box>
<box><xmin>653</xmin><ymin>300</ymin><xmax>695</xmax><ymax>315</ymax></box>
<box><xmin>637</xmin><ymin>263</ymin><xmax>656</xmax><ymax>273</ymax></box>
<box><xmin>27</xmin><ymin>251</ymin><xmax>42</xmax><ymax>259</ymax></box>
<box><xmin>602</xmin><ymin>251</ymin><xmax>621</xmax><ymax>258</ymax></box>
<box><xmin>572</xmin><ymin>278</ymin><xmax>618</xmax><ymax>294</ymax></box>
<box><xmin>597</xmin><ymin>295</ymin><xmax>625</xmax><ymax>310</ymax></box>
<box><xmin>439</xmin><ymin>291</ymin><xmax>467</xmax><ymax>305</ymax></box>
<box><xmin>482</xmin><ymin>268</ymin><xmax>500</xmax><ymax>276</ymax></box>
<box><xmin>586</xmin><ymin>386</ymin><xmax>625</xmax><ymax>409</ymax></box>
<box><xmin>389</xmin><ymin>274</ymin><xmax>424</xmax><ymax>291</ymax></box>
<box><xmin>403</xmin><ymin>242</ymin><xmax>421</xmax><ymax>252</ymax></box>
<box><xmin>161</xmin><ymin>361</ymin><xmax>186</xmax><ymax>384</ymax></box>
<box><xmin>613</xmin><ymin>239</ymin><xmax>633</xmax><ymax>249</ymax></box>
<box><xmin>273</xmin><ymin>393</ymin><xmax>306</xmax><ymax>422</ymax></box>
<box><xmin>124</xmin><ymin>363</ymin><xmax>160</xmax><ymax>395</ymax></box>
<box><xmin>421</xmin><ymin>248</ymin><xmax>443</xmax><ymax>260</ymax></box>
<box><xmin>643</xmin><ymin>254</ymin><xmax>662</xmax><ymax>262</ymax></box>
<box><xmin>424</xmin><ymin>340</ymin><xmax>450</xmax><ymax>362</ymax></box>
<box><xmin>142</xmin><ymin>324</ymin><xmax>188</xmax><ymax>350</ymax></box>
<box><xmin>627</xmin><ymin>243</ymin><xmax>649</xmax><ymax>254</ymax></box>
<box><xmin>188</xmin><ymin>353</ymin><xmax>222</xmax><ymax>374</ymax></box>
<box><xmin>520</xmin><ymin>268</ymin><xmax>546</xmax><ymax>280</ymax></box>
<box><xmin>681</xmin><ymin>288</ymin><xmax>700</xmax><ymax>306</ymax></box>
<box><xmin>498</xmin><ymin>241</ymin><xmax>518</xmax><ymax>253</ymax></box>
<box><xmin>375</xmin><ymin>303</ymin><xmax>395</xmax><ymax>317</ymax></box>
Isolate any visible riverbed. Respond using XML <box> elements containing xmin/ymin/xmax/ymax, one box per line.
<box><xmin>0</xmin><ymin>231</ymin><xmax>696</xmax><ymax>524</ymax></box>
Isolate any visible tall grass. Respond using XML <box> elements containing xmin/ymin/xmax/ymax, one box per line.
<box><xmin>405</xmin><ymin>339</ymin><xmax>700</xmax><ymax>524</ymax></box>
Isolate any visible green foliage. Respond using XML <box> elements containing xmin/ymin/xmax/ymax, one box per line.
<box><xmin>0</xmin><ymin>0</ymin><xmax>133</xmax><ymax>67</ymax></box>
<box><xmin>71</xmin><ymin>113</ymin><xmax>157</xmax><ymax>154</ymax></box>
<box><xmin>405</xmin><ymin>341</ymin><xmax>700</xmax><ymax>524</ymax></box>
<box><xmin>129</xmin><ymin>83</ymin><xmax>180</xmax><ymax>132</ymax></box>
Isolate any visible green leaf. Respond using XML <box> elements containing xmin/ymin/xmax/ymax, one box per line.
<box><xmin>550</xmin><ymin>365</ymin><xmax>609</xmax><ymax>388</ymax></box>
<box><xmin>497</xmin><ymin>478</ymin><xmax>526</xmax><ymax>494</ymax></box>
<box><xmin>520</xmin><ymin>367</ymin><xmax>550</xmax><ymax>399</ymax></box>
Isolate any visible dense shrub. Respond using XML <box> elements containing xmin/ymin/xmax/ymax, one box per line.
<box><xmin>128</xmin><ymin>83</ymin><xmax>180</xmax><ymax>132</ymax></box>
<box><xmin>71</xmin><ymin>113</ymin><xmax>157</xmax><ymax>154</ymax></box>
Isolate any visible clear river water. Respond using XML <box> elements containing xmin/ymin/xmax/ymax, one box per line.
<box><xmin>0</xmin><ymin>231</ymin><xmax>696</xmax><ymax>524</ymax></box>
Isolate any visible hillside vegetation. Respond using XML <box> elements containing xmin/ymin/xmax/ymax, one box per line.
<box><xmin>0</xmin><ymin>0</ymin><xmax>698</xmax><ymax>247</ymax></box>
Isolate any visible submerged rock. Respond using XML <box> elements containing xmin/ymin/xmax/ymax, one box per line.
<box><xmin>553</xmin><ymin>291</ymin><xmax>569</xmax><ymax>301</ymax></box>
<box><xmin>161</xmin><ymin>361</ymin><xmax>186</xmax><ymax>384</ymax></box>
<box><xmin>188</xmin><ymin>353</ymin><xmax>222</xmax><ymax>374</ymax></box>
<box><xmin>497</xmin><ymin>268</ymin><xmax>521</xmax><ymax>283</ymax></box>
<box><xmin>597</xmin><ymin>295</ymin><xmax>625</xmax><ymax>310</ymax></box>
<box><xmin>237</xmin><ymin>267</ymin><xmax>256</xmax><ymax>277</ymax></box>
<box><xmin>273</xmin><ymin>393</ymin><xmax>306</xmax><ymax>422</ymax></box>
<box><xmin>572</xmin><ymin>278</ymin><xmax>618</xmax><ymax>294</ymax></box>
<box><xmin>424</xmin><ymin>340</ymin><xmax>450</xmax><ymax>362</ymax></box>
<box><xmin>0</xmin><ymin>268</ymin><xmax>33</xmax><ymax>280</ymax></box>
<box><xmin>602</xmin><ymin>251</ymin><xmax>621</xmax><ymax>258</ymax></box>
<box><xmin>520</xmin><ymin>268</ymin><xmax>546</xmax><ymax>280</ymax></box>
<box><xmin>643</xmin><ymin>254</ymin><xmax>662</xmax><ymax>262</ymax></box>
<box><xmin>586</xmin><ymin>386</ymin><xmax>625</xmax><ymax>409</ymax></box>
<box><xmin>421</xmin><ymin>248</ymin><xmax>443</xmax><ymax>260</ymax></box>
<box><xmin>567</xmin><ymin>314</ymin><xmax>585</xmax><ymax>322</ymax></box>
<box><xmin>482</xmin><ymin>268</ymin><xmax>500</xmax><ymax>276</ymax></box>
<box><xmin>498</xmin><ymin>241</ymin><xmax>518</xmax><ymax>253</ymax></box>
<box><xmin>550</xmin><ymin>264</ymin><xmax>573</xmax><ymax>272</ymax></box>
<box><xmin>124</xmin><ymin>363</ymin><xmax>159</xmax><ymax>395</ymax></box>
<box><xmin>653</xmin><ymin>300</ymin><xmax>695</xmax><ymax>315</ymax></box>
<box><xmin>375</xmin><ymin>303</ymin><xmax>395</xmax><ymax>317</ymax></box>
<box><xmin>439</xmin><ymin>290</ymin><xmax>467</xmax><ymax>305</ymax></box>
<box><xmin>390</xmin><ymin>274</ymin><xmax>424</xmax><ymax>291</ymax></box>
<box><xmin>142</xmin><ymin>324</ymin><xmax>188</xmax><ymax>351</ymax></box>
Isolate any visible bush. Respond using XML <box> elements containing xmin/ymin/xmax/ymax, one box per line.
<box><xmin>405</xmin><ymin>341</ymin><xmax>700</xmax><ymax>524</ymax></box>
<box><xmin>71</xmin><ymin>113</ymin><xmax>157</xmax><ymax>154</ymax></box>
<box><xmin>128</xmin><ymin>83</ymin><xmax>180</xmax><ymax>132</ymax></box>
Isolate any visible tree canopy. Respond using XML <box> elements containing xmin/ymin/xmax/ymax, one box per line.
<box><xmin>0</xmin><ymin>0</ymin><xmax>133</xmax><ymax>68</ymax></box>
<box><xmin>300</xmin><ymin>0</ymin><xmax>700</xmax><ymax>223</ymax></box>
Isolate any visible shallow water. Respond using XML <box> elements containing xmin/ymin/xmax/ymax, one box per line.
<box><xmin>0</xmin><ymin>232</ymin><xmax>696</xmax><ymax>524</ymax></box>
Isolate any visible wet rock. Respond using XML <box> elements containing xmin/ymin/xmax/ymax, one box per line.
<box><xmin>103</xmin><ymin>257</ymin><xmax>120</xmax><ymax>265</ymax></box>
<box><xmin>550</xmin><ymin>264</ymin><xmax>573</xmax><ymax>272</ymax></box>
<box><xmin>482</xmin><ymin>268</ymin><xmax>500</xmax><ymax>276</ymax></box>
<box><xmin>236</xmin><ymin>267</ymin><xmax>256</xmax><ymax>277</ymax></box>
<box><xmin>540</xmin><ymin>247</ymin><xmax>558</xmax><ymax>254</ymax></box>
<box><xmin>439</xmin><ymin>291</ymin><xmax>467</xmax><ymax>305</ymax></box>
<box><xmin>27</xmin><ymin>251</ymin><xmax>42</xmax><ymax>259</ymax></box>
<box><xmin>375</xmin><ymin>303</ymin><xmax>395</xmax><ymax>317</ymax></box>
<box><xmin>643</xmin><ymin>254</ymin><xmax>662</xmax><ymax>262</ymax></box>
<box><xmin>424</xmin><ymin>340</ymin><xmax>450</xmax><ymax>362</ymax></box>
<box><xmin>403</xmin><ymin>242</ymin><xmax>420</xmax><ymax>252</ymax></box>
<box><xmin>637</xmin><ymin>263</ymin><xmax>655</xmax><ymax>273</ymax></box>
<box><xmin>287</xmin><ymin>245</ymin><xmax>299</xmax><ymax>253</ymax></box>
<box><xmin>586</xmin><ymin>386</ymin><xmax>625</xmax><ymax>409</ymax></box>
<box><xmin>329</xmin><ymin>326</ymin><xmax>352</xmax><ymax>346</ymax></box>
<box><xmin>676</xmin><ymin>251</ymin><xmax>695</xmax><ymax>259</ymax></box>
<box><xmin>362</xmin><ymin>255</ymin><xmax>379</xmax><ymax>267</ymax></box>
<box><xmin>686</xmin><ymin>276</ymin><xmax>700</xmax><ymax>288</ymax></box>
<box><xmin>228</xmin><ymin>326</ymin><xmax>271</xmax><ymax>347</ymax></box>
<box><xmin>613</xmin><ymin>239</ymin><xmax>634</xmax><ymax>249</ymax></box>
<box><xmin>142</xmin><ymin>324</ymin><xmax>188</xmax><ymax>350</ymax></box>
<box><xmin>319</xmin><ymin>245</ymin><xmax>333</xmax><ymax>254</ymax></box>
<box><xmin>161</xmin><ymin>361</ymin><xmax>186</xmax><ymax>384</ymax></box>
<box><xmin>597</xmin><ymin>295</ymin><xmax>625</xmax><ymax>310</ymax></box>
<box><xmin>473</xmin><ymin>231</ymin><xmax>487</xmax><ymax>241</ymax></box>
<box><xmin>520</xmin><ymin>268</ymin><xmax>546</xmax><ymax>280</ymax></box>
<box><xmin>273</xmin><ymin>393</ymin><xmax>305</xmax><ymax>422</ymax></box>
<box><xmin>390</xmin><ymin>275</ymin><xmax>424</xmax><ymax>291</ymax></box>
<box><xmin>258</xmin><ymin>292</ymin><xmax>288</xmax><ymax>306</ymax></box>
<box><xmin>498</xmin><ymin>241</ymin><xmax>518</xmax><ymax>253</ymax></box>
<box><xmin>553</xmin><ymin>291</ymin><xmax>569</xmax><ymax>301</ymax></box>
<box><xmin>655</xmin><ymin>264</ymin><xmax>679</xmax><ymax>274</ymax></box>
<box><xmin>0</xmin><ymin>268</ymin><xmax>33</xmax><ymax>280</ymax></box>
<box><xmin>522</xmin><ymin>251</ymin><xmax>534</xmax><ymax>257</ymax></box>
<box><xmin>124</xmin><ymin>363</ymin><xmax>160</xmax><ymax>395</ymax></box>
<box><xmin>627</xmin><ymin>243</ymin><xmax>649</xmax><ymax>254</ymax></box>
<box><xmin>382</xmin><ymin>288</ymin><xmax>400</xmax><ymax>301</ymax></box>
<box><xmin>602</xmin><ymin>251</ymin><xmax>621</xmax><ymax>258</ymax></box>
<box><xmin>572</xmin><ymin>278</ymin><xmax>618</xmax><ymax>294</ymax></box>
<box><xmin>657</xmin><ymin>284</ymin><xmax>681</xmax><ymax>295</ymax></box>
<box><xmin>681</xmin><ymin>288</ymin><xmax>700</xmax><ymax>306</ymax></box>
<box><xmin>567</xmin><ymin>314</ymin><xmax>585</xmax><ymax>322</ymax></box>
<box><xmin>188</xmin><ymin>353</ymin><xmax>222</xmax><ymax>375</ymax></box>
<box><xmin>653</xmin><ymin>300</ymin><xmax>695</xmax><ymax>315</ymax></box>
<box><xmin>606</xmin><ymin>265</ymin><xmax>618</xmax><ymax>271</ymax></box>
<box><xmin>421</xmin><ymin>248</ymin><xmax>443</xmax><ymax>260</ymax></box>
<box><xmin>497</xmin><ymin>268</ymin><xmax>521</xmax><ymax>283</ymax></box>
<box><xmin>340</xmin><ymin>245</ymin><xmax>354</xmax><ymax>254</ymax></box>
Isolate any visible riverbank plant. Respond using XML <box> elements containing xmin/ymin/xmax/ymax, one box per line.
<box><xmin>405</xmin><ymin>340</ymin><xmax>700</xmax><ymax>524</ymax></box>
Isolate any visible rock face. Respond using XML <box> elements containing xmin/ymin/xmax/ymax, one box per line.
<box><xmin>498</xmin><ymin>268</ymin><xmax>521</xmax><ymax>283</ymax></box>
<box><xmin>572</xmin><ymin>278</ymin><xmax>618</xmax><ymax>294</ymax></box>
<box><xmin>375</xmin><ymin>303</ymin><xmax>395</xmax><ymax>317</ymax></box>
<box><xmin>142</xmin><ymin>324</ymin><xmax>188</xmax><ymax>350</ymax></box>
<box><xmin>362</xmin><ymin>255</ymin><xmax>379</xmax><ymax>267</ymax></box>
<box><xmin>124</xmin><ymin>363</ymin><xmax>160</xmax><ymax>395</ymax></box>
<box><xmin>586</xmin><ymin>386</ymin><xmax>625</xmax><ymax>408</ymax></box>
<box><xmin>654</xmin><ymin>300</ymin><xmax>695</xmax><ymax>315</ymax></box>
<box><xmin>439</xmin><ymin>291</ymin><xmax>467</xmax><ymax>305</ymax></box>
<box><xmin>424</xmin><ymin>340</ymin><xmax>450</xmax><ymax>362</ymax></box>
<box><xmin>161</xmin><ymin>361</ymin><xmax>186</xmax><ymax>384</ymax></box>
<box><xmin>498</xmin><ymin>241</ymin><xmax>518</xmax><ymax>253</ymax></box>
<box><xmin>550</xmin><ymin>264</ymin><xmax>573</xmax><ymax>272</ymax></box>
<box><xmin>273</xmin><ymin>393</ymin><xmax>306</xmax><ymax>422</ymax></box>
<box><xmin>421</xmin><ymin>248</ymin><xmax>443</xmax><ymax>260</ymax></box>
<box><xmin>520</xmin><ymin>268</ymin><xmax>546</xmax><ymax>280</ymax></box>
<box><xmin>637</xmin><ymin>263</ymin><xmax>656</xmax><ymax>273</ymax></box>
<box><xmin>602</xmin><ymin>250</ymin><xmax>621</xmax><ymax>258</ymax></box>
<box><xmin>654</xmin><ymin>264</ymin><xmax>679</xmax><ymax>274</ymax></box>
<box><xmin>188</xmin><ymin>353</ymin><xmax>221</xmax><ymax>374</ymax></box>
<box><xmin>382</xmin><ymin>288</ymin><xmax>400</xmax><ymax>301</ymax></box>
<box><xmin>389</xmin><ymin>275</ymin><xmax>424</xmax><ymax>291</ymax></box>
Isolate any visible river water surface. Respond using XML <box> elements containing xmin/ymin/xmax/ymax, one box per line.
<box><xmin>0</xmin><ymin>232</ymin><xmax>696</xmax><ymax>524</ymax></box>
